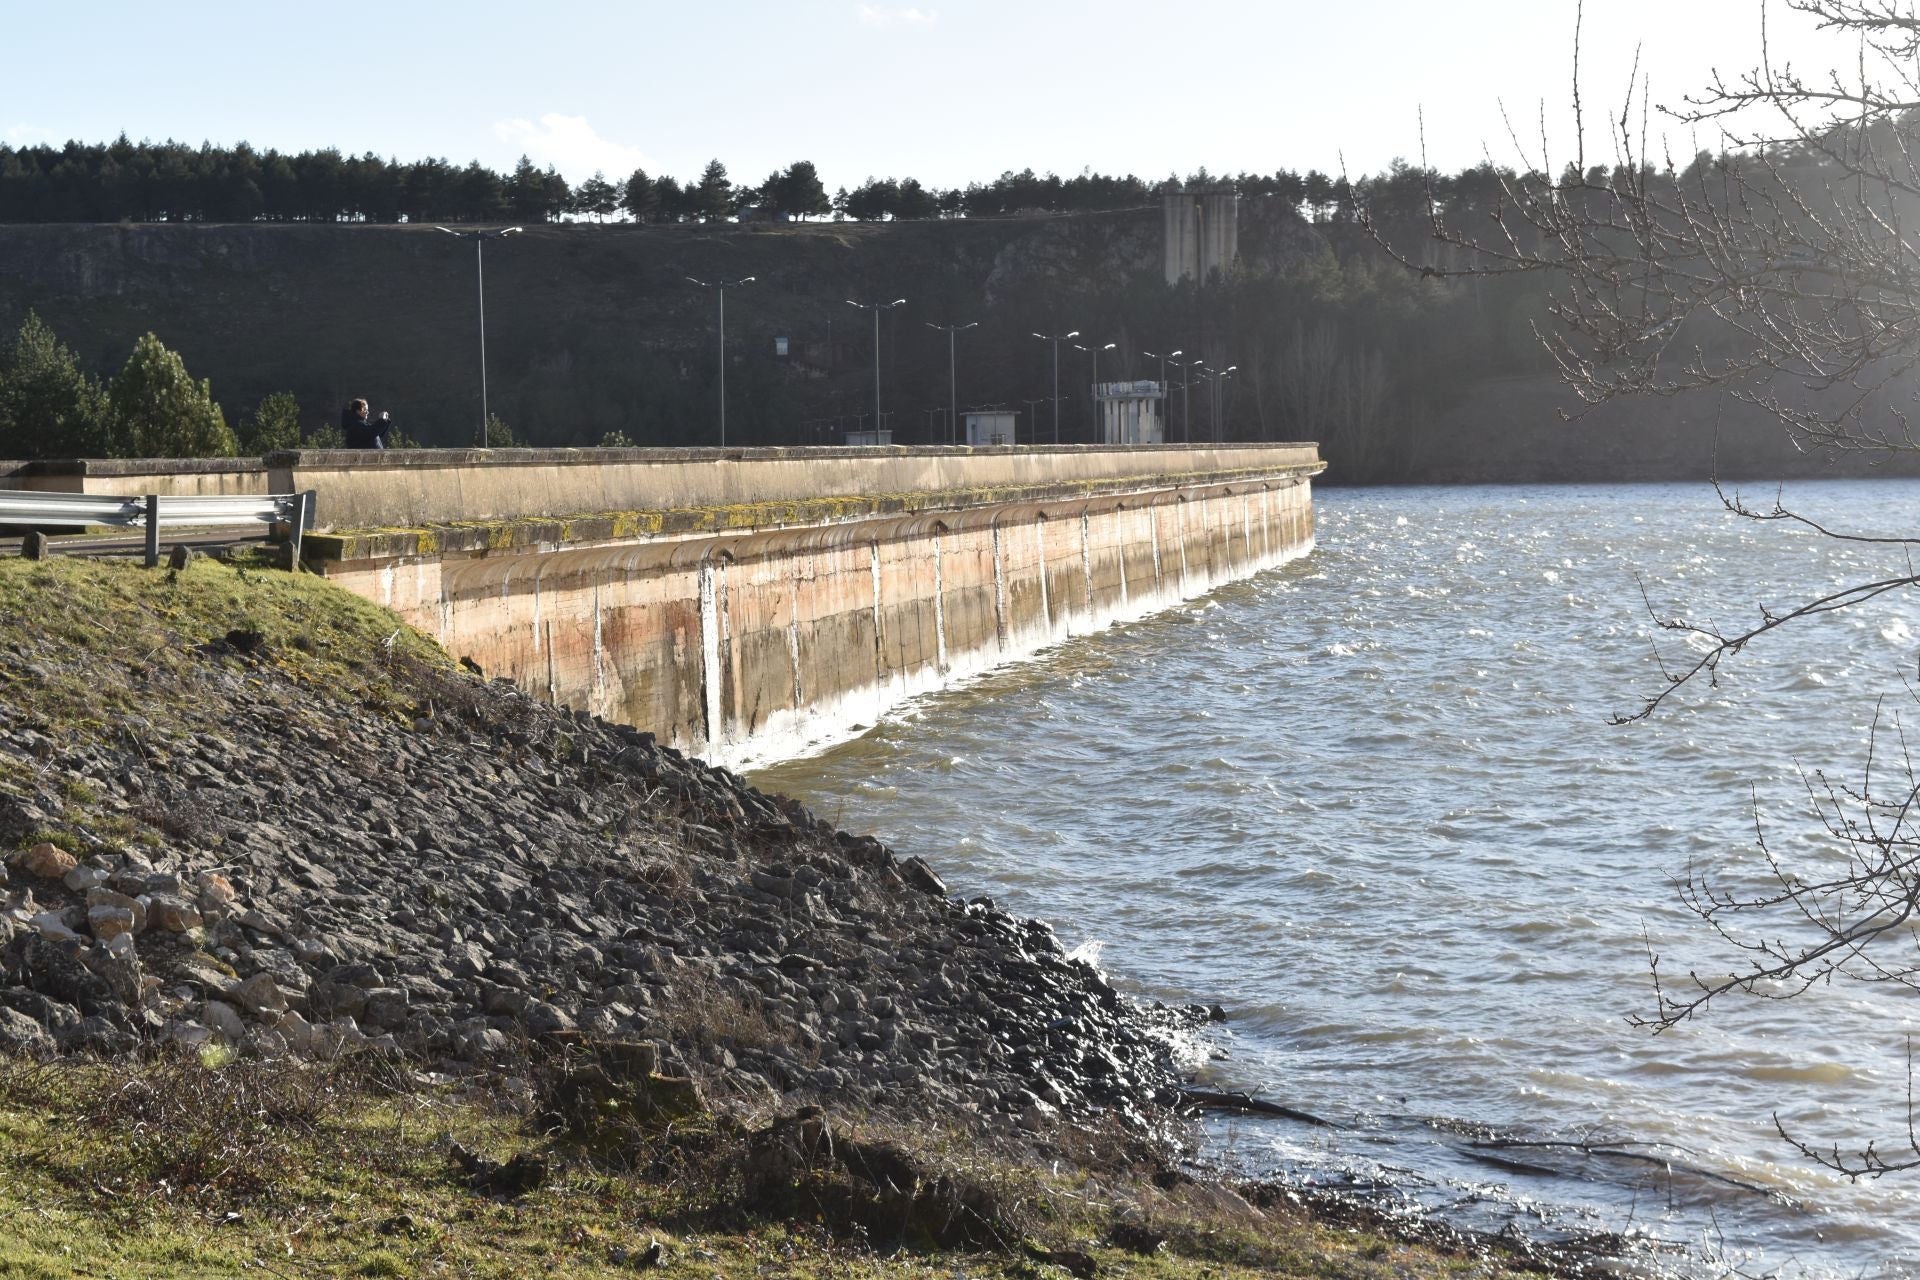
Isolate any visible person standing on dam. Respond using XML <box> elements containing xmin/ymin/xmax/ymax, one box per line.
<box><xmin>340</xmin><ymin>398</ymin><xmax>392</xmax><ymax>449</ymax></box>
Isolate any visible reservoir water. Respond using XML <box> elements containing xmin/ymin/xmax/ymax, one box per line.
<box><xmin>755</xmin><ymin>481</ymin><xmax>1920</xmax><ymax>1278</ymax></box>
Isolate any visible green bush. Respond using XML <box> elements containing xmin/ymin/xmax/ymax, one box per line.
<box><xmin>237</xmin><ymin>390</ymin><xmax>301</xmax><ymax>454</ymax></box>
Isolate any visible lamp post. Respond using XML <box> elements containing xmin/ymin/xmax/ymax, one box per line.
<box><xmin>1029</xmin><ymin>329</ymin><xmax>1079</xmax><ymax>444</ymax></box>
<box><xmin>686</xmin><ymin>275</ymin><xmax>755</xmax><ymax>447</ymax></box>
<box><xmin>1018</xmin><ymin>397</ymin><xmax>1048</xmax><ymax>446</ymax></box>
<box><xmin>1168</xmin><ymin>356</ymin><xmax>1204</xmax><ymax>443</ymax></box>
<box><xmin>924</xmin><ymin>320</ymin><xmax>978</xmax><ymax>445</ymax></box>
<box><xmin>1144</xmin><ymin>348</ymin><xmax>1181</xmax><ymax>441</ymax></box>
<box><xmin>1198</xmin><ymin>364</ymin><xmax>1238</xmax><ymax>442</ymax></box>
<box><xmin>1071</xmin><ymin>341</ymin><xmax>1116</xmax><ymax>440</ymax></box>
<box><xmin>847</xmin><ymin>297</ymin><xmax>907</xmax><ymax>440</ymax></box>
<box><xmin>436</xmin><ymin>225</ymin><xmax>523</xmax><ymax>446</ymax></box>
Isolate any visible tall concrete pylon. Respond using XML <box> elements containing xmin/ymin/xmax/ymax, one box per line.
<box><xmin>1162</xmin><ymin>186</ymin><xmax>1240</xmax><ymax>285</ymax></box>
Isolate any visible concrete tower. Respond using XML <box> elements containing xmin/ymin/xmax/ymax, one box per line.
<box><xmin>1162</xmin><ymin>186</ymin><xmax>1240</xmax><ymax>285</ymax></box>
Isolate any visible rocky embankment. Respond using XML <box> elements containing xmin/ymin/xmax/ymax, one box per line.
<box><xmin>0</xmin><ymin>556</ymin><xmax>1205</xmax><ymax>1139</ymax></box>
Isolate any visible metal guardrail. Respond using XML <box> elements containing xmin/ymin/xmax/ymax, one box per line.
<box><xmin>0</xmin><ymin>489</ymin><xmax>317</xmax><ymax>567</ymax></box>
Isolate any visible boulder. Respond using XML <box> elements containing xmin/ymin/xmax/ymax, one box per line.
<box><xmin>146</xmin><ymin>894</ymin><xmax>203</xmax><ymax>933</ymax></box>
<box><xmin>232</xmin><ymin>973</ymin><xmax>288</xmax><ymax>1015</ymax></box>
<box><xmin>202</xmin><ymin>1000</ymin><xmax>246</xmax><ymax>1041</ymax></box>
<box><xmin>61</xmin><ymin>865</ymin><xmax>110</xmax><ymax>893</ymax></box>
<box><xmin>19</xmin><ymin>843</ymin><xmax>76</xmax><ymax>881</ymax></box>
<box><xmin>85</xmin><ymin>888</ymin><xmax>146</xmax><ymax>934</ymax></box>
<box><xmin>30</xmin><ymin>911</ymin><xmax>82</xmax><ymax>942</ymax></box>
<box><xmin>0</xmin><ymin>1006</ymin><xmax>53</xmax><ymax>1055</ymax></box>
<box><xmin>194</xmin><ymin>871</ymin><xmax>236</xmax><ymax>908</ymax></box>
<box><xmin>86</xmin><ymin>904</ymin><xmax>136</xmax><ymax>942</ymax></box>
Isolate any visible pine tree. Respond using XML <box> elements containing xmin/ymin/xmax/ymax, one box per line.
<box><xmin>621</xmin><ymin>167</ymin><xmax>659</xmax><ymax>221</ymax></box>
<box><xmin>0</xmin><ymin>312</ymin><xmax>111</xmax><ymax>458</ymax></box>
<box><xmin>575</xmin><ymin>171</ymin><xmax>618</xmax><ymax>222</ymax></box>
<box><xmin>694</xmin><ymin>159</ymin><xmax>732</xmax><ymax>222</ymax></box>
<box><xmin>238</xmin><ymin>390</ymin><xmax>301</xmax><ymax>454</ymax></box>
<box><xmin>107</xmin><ymin>333</ymin><xmax>237</xmax><ymax>458</ymax></box>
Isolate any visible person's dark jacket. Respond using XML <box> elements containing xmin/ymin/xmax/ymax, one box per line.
<box><xmin>342</xmin><ymin>406</ymin><xmax>379</xmax><ymax>449</ymax></box>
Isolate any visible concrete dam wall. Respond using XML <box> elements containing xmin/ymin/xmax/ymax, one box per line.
<box><xmin>289</xmin><ymin>444</ymin><xmax>1323</xmax><ymax>769</ymax></box>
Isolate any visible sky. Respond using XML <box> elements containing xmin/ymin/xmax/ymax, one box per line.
<box><xmin>2</xmin><ymin>1</ymin><xmax>1848</xmax><ymax>191</ymax></box>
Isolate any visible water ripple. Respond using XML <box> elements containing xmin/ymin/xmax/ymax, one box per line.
<box><xmin>758</xmin><ymin>480</ymin><xmax>1920</xmax><ymax>1279</ymax></box>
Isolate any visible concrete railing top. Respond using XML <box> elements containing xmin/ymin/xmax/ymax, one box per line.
<box><xmin>260</xmin><ymin>442</ymin><xmax>1319</xmax><ymax>469</ymax></box>
<box><xmin>3</xmin><ymin>457</ymin><xmax>269</xmax><ymax>478</ymax></box>
<box><xmin>267</xmin><ymin>443</ymin><xmax>1323</xmax><ymax>533</ymax></box>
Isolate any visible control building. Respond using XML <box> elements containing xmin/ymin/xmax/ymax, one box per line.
<box><xmin>1094</xmin><ymin>381</ymin><xmax>1165</xmax><ymax>445</ymax></box>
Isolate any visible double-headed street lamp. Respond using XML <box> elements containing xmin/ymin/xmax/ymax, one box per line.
<box><xmin>686</xmin><ymin>275</ymin><xmax>755</xmax><ymax>447</ymax></box>
<box><xmin>924</xmin><ymin>320</ymin><xmax>978</xmax><ymax>444</ymax></box>
<box><xmin>848</xmin><ymin>297</ymin><xmax>908</xmax><ymax>439</ymax></box>
<box><xmin>1198</xmin><ymin>364</ymin><xmax>1238</xmax><ymax>442</ymax></box>
<box><xmin>1072</xmin><ymin>340</ymin><xmax>1116</xmax><ymax>439</ymax></box>
<box><xmin>436</xmin><ymin>225</ymin><xmax>523</xmax><ymax>446</ymax></box>
<box><xmin>1144</xmin><ymin>348</ymin><xmax>1182</xmax><ymax>440</ymax></box>
<box><xmin>1167</xmin><ymin>355</ymin><xmax>1205</xmax><ymax>443</ymax></box>
<box><xmin>1030</xmin><ymin>329</ymin><xmax>1079</xmax><ymax>444</ymax></box>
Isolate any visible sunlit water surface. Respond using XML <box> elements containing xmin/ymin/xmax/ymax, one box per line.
<box><xmin>755</xmin><ymin>482</ymin><xmax>1920</xmax><ymax>1278</ymax></box>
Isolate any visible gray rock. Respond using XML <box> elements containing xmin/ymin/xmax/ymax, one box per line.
<box><xmin>522</xmin><ymin>1001</ymin><xmax>574</xmax><ymax>1037</ymax></box>
<box><xmin>203</xmin><ymin>1000</ymin><xmax>247</xmax><ymax>1040</ymax></box>
<box><xmin>361</xmin><ymin>988</ymin><xmax>410</xmax><ymax>1031</ymax></box>
<box><xmin>0</xmin><ymin>1007</ymin><xmax>53</xmax><ymax>1055</ymax></box>
<box><xmin>898</xmin><ymin>856</ymin><xmax>948</xmax><ymax>897</ymax></box>
<box><xmin>232</xmin><ymin>973</ymin><xmax>288</xmax><ymax>1015</ymax></box>
<box><xmin>147</xmin><ymin>894</ymin><xmax>203</xmax><ymax>933</ymax></box>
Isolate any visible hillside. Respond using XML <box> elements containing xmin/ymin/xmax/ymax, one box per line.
<box><xmin>0</xmin><ymin>211</ymin><xmax>1269</xmax><ymax>450</ymax></box>
<box><xmin>3</xmin><ymin>211</ymin><xmax>1916</xmax><ymax>484</ymax></box>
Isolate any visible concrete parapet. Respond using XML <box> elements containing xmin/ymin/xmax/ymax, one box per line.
<box><xmin>268</xmin><ymin>443</ymin><xmax>1320</xmax><ymax>532</ymax></box>
<box><xmin>0</xmin><ymin>457</ymin><xmax>270</xmax><ymax>498</ymax></box>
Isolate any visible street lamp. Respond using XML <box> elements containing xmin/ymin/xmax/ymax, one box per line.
<box><xmin>1029</xmin><ymin>329</ymin><xmax>1079</xmax><ymax>444</ymax></box>
<box><xmin>686</xmin><ymin>275</ymin><xmax>755</xmax><ymax>447</ymax></box>
<box><xmin>847</xmin><ymin>297</ymin><xmax>908</xmax><ymax>440</ymax></box>
<box><xmin>1197</xmin><ymin>364</ymin><xmax>1238</xmax><ymax>442</ymax></box>
<box><xmin>436</xmin><ymin>225</ymin><xmax>523</xmax><ymax>446</ymax></box>
<box><xmin>1144</xmin><ymin>348</ymin><xmax>1182</xmax><ymax>440</ymax></box>
<box><xmin>1168</xmin><ymin>355</ymin><xmax>1205</xmax><ymax>443</ymax></box>
<box><xmin>924</xmin><ymin>320</ymin><xmax>978</xmax><ymax>445</ymax></box>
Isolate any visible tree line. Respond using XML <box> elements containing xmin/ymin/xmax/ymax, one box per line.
<box><xmin>0</xmin><ymin>134</ymin><xmax>1488</xmax><ymax>228</ymax></box>
<box><xmin>0</xmin><ymin>313</ymin><xmax>305</xmax><ymax>460</ymax></box>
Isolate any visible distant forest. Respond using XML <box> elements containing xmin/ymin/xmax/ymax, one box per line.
<box><xmin>0</xmin><ymin>135</ymin><xmax>1449</xmax><ymax>227</ymax></box>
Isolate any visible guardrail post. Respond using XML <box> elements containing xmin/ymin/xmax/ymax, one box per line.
<box><xmin>289</xmin><ymin>491</ymin><xmax>316</xmax><ymax>571</ymax></box>
<box><xmin>143</xmin><ymin>495</ymin><xmax>160</xmax><ymax>568</ymax></box>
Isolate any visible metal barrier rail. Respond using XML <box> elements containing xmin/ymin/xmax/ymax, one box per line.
<box><xmin>0</xmin><ymin>489</ymin><xmax>317</xmax><ymax>567</ymax></box>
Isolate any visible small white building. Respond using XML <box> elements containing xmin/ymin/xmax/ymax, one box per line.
<box><xmin>1094</xmin><ymin>380</ymin><xmax>1165</xmax><ymax>445</ymax></box>
<box><xmin>962</xmin><ymin>410</ymin><xmax>1018</xmax><ymax>446</ymax></box>
<box><xmin>845</xmin><ymin>429</ymin><xmax>893</xmax><ymax>446</ymax></box>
